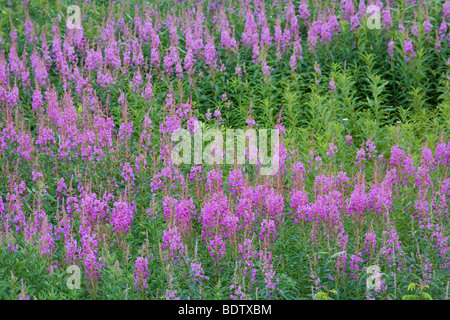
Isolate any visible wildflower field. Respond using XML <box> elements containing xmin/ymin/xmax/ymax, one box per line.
<box><xmin>0</xmin><ymin>0</ymin><xmax>449</xmax><ymax>301</ymax></box>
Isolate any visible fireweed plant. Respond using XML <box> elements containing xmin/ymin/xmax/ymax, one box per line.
<box><xmin>0</xmin><ymin>0</ymin><xmax>449</xmax><ymax>300</ymax></box>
